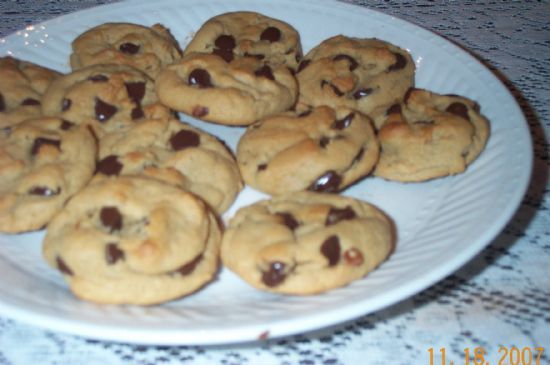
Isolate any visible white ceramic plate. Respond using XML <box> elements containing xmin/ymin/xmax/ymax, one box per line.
<box><xmin>0</xmin><ymin>0</ymin><xmax>532</xmax><ymax>345</ymax></box>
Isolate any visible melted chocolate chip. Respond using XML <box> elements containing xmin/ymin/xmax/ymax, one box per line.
<box><xmin>125</xmin><ymin>82</ymin><xmax>146</xmax><ymax>102</ymax></box>
<box><xmin>353</xmin><ymin>88</ymin><xmax>373</xmax><ymax>100</ymax></box>
<box><xmin>215</xmin><ymin>34</ymin><xmax>236</xmax><ymax>50</ymax></box>
<box><xmin>100</xmin><ymin>206</ymin><xmax>123</xmax><ymax>233</ymax></box>
<box><xmin>131</xmin><ymin>106</ymin><xmax>144</xmax><ymax>120</ymax></box>
<box><xmin>260</xmin><ymin>26</ymin><xmax>281</xmax><ymax>42</ymax></box>
<box><xmin>60</xmin><ymin>120</ymin><xmax>74</xmax><ymax>130</ymax></box>
<box><xmin>119</xmin><ymin>42</ymin><xmax>140</xmax><ymax>54</ymax></box>
<box><xmin>387</xmin><ymin>52</ymin><xmax>407</xmax><ymax>71</ymax></box>
<box><xmin>88</xmin><ymin>74</ymin><xmax>108</xmax><ymax>82</ymax></box>
<box><xmin>297</xmin><ymin>59</ymin><xmax>311</xmax><ymax>73</ymax></box>
<box><xmin>31</xmin><ymin>137</ymin><xmax>60</xmax><ymax>156</ymax></box>
<box><xmin>0</xmin><ymin>92</ymin><xmax>4</xmax><ymax>112</ymax></box>
<box><xmin>192</xmin><ymin>105</ymin><xmax>209</xmax><ymax>118</ymax></box>
<box><xmin>319</xmin><ymin>136</ymin><xmax>331</xmax><ymax>148</ymax></box>
<box><xmin>188</xmin><ymin>69</ymin><xmax>212</xmax><ymax>88</ymax></box>
<box><xmin>332</xmin><ymin>113</ymin><xmax>354</xmax><ymax>130</ymax></box>
<box><xmin>56</xmin><ymin>257</ymin><xmax>73</xmax><ymax>276</ymax></box>
<box><xmin>175</xmin><ymin>254</ymin><xmax>203</xmax><ymax>276</ymax></box>
<box><xmin>96</xmin><ymin>155</ymin><xmax>123</xmax><ymax>176</ymax></box>
<box><xmin>344</xmin><ymin>248</ymin><xmax>364</xmax><ymax>266</ymax></box>
<box><xmin>21</xmin><ymin>98</ymin><xmax>40</xmax><ymax>106</ymax></box>
<box><xmin>106</xmin><ymin>243</ymin><xmax>124</xmax><ymax>265</ymax></box>
<box><xmin>255</xmin><ymin>65</ymin><xmax>275</xmax><ymax>80</ymax></box>
<box><xmin>386</xmin><ymin>103</ymin><xmax>402</xmax><ymax>115</ymax></box>
<box><xmin>257</xmin><ymin>163</ymin><xmax>267</xmax><ymax>171</ymax></box>
<box><xmin>94</xmin><ymin>98</ymin><xmax>117</xmax><ymax>122</ymax></box>
<box><xmin>308</xmin><ymin>171</ymin><xmax>341</xmax><ymax>193</ymax></box>
<box><xmin>321</xmin><ymin>80</ymin><xmax>344</xmax><ymax>97</ymax></box>
<box><xmin>62</xmin><ymin>98</ymin><xmax>72</xmax><ymax>111</ymax></box>
<box><xmin>262</xmin><ymin>261</ymin><xmax>287</xmax><ymax>287</ymax></box>
<box><xmin>277</xmin><ymin>212</ymin><xmax>299</xmax><ymax>231</ymax></box>
<box><xmin>446</xmin><ymin>102</ymin><xmax>470</xmax><ymax>121</ymax></box>
<box><xmin>28</xmin><ymin>186</ymin><xmax>61</xmax><ymax>196</ymax></box>
<box><xmin>325</xmin><ymin>206</ymin><xmax>356</xmax><ymax>226</ymax></box>
<box><xmin>321</xmin><ymin>235</ymin><xmax>340</xmax><ymax>266</ymax></box>
<box><xmin>213</xmin><ymin>47</ymin><xmax>234</xmax><ymax>63</ymax></box>
<box><xmin>333</xmin><ymin>54</ymin><xmax>358</xmax><ymax>71</ymax></box>
<box><xmin>170</xmin><ymin>129</ymin><xmax>200</xmax><ymax>151</ymax></box>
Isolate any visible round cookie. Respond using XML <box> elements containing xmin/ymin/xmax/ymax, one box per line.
<box><xmin>236</xmin><ymin>105</ymin><xmax>379</xmax><ymax>195</ymax></box>
<box><xmin>296</xmin><ymin>35</ymin><xmax>415</xmax><ymax>119</ymax></box>
<box><xmin>155</xmin><ymin>52</ymin><xmax>298</xmax><ymax>126</ymax></box>
<box><xmin>221</xmin><ymin>191</ymin><xmax>394</xmax><ymax>294</ymax></box>
<box><xmin>41</xmin><ymin>63</ymin><xmax>171</xmax><ymax>136</ymax></box>
<box><xmin>374</xmin><ymin>88</ymin><xmax>490</xmax><ymax>182</ymax></box>
<box><xmin>0</xmin><ymin>57</ymin><xmax>61</xmax><ymax>128</ymax></box>
<box><xmin>43</xmin><ymin>176</ymin><xmax>222</xmax><ymax>305</ymax></box>
<box><xmin>0</xmin><ymin>117</ymin><xmax>97</xmax><ymax>233</ymax></box>
<box><xmin>184</xmin><ymin>11</ymin><xmax>302</xmax><ymax>70</ymax></box>
<box><xmin>96</xmin><ymin>117</ymin><xmax>243</xmax><ymax>214</ymax></box>
<box><xmin>70</xmin><ymin>22</ymin><xmax>182</xmax><ymax>79</ymax></box>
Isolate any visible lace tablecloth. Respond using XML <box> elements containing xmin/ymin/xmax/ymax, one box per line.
<box><xmin>0</xmin><ymin>1</ymin><xmax>548</xmax><ymax>364</ymax></box>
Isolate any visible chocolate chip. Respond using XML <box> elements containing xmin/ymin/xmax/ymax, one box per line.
<box><xmin>0</xmin><ymin>92</ymin><xmax>4</xmax><ymax>112</ymax></box>
<box><xmin>131</xmin><ymin>106</ymin><xmax>144</xmax><ymax>120</ymax></box>
<box><xmin>192</xmin><ymin>105</ymin><xmax>209</xmax><ymax>118</ymax></box>
<box><xmin>100</xmin><ymin>206</ymin><xmax>123</xmax><ymax>233</ymax></box>
<box><xmin>321</xmin><ymin>80</ymin><xmax>344</xmax><ymax>97</ymax></box>
<box><xmin>125</xmin><ymin>82</ymin><xmax>146</xmax><ymax>103</ymax></box>
<box><xmin>257</xmin><ymin>163</ymin><xmax>267</xmax><ymax>171</ymax></box>
<box><xmin>297</xmin><ymin>59</ymin><xmax>311</xmax><ymax>73</ymax></box>
<box><xmin>332</xmin><ymin>113</ymin><xmax>354</xmax><ymax>130</ymax></box>
<box><xmin>170</xmin><ymin>129</ymin><xmax>200</xmax><ymax>151</ymax></box>
<box><xmin>277</xmin><ymin>212</ymin><xmax>299</xmax><ymax>230</ymax></box>
<box><xmin>28</xmin><ymin>186</ymin><xmax>61</xmax><ymax>196</ymax></box>
<box><xmin>244</xmin><ymin>52</ymin><xmax>265</xmax><ymax>60</ymax></box>
<box><xmin>298</xmin><ymin>109</ymin><xmax>312</xmax><ymax>118</ymax></box>
<box><xmin>386</xmin><ymin>103</ymin><xmax>402</xmax><ymax>115</ymax></box>
<box><xmin>321</xmin><ymin>235</ymin><xmax>340</xmax><ymax>266</ymax></box>
<box><xmin>213</xmin><ymin>47</ymin><xmax>234</xmax><ymax>63</ymax></box>
<box><xmin>88</xmin><ymin>74</ymin><xmax>108</xmax><ymax>82</ymax></box>
<box><xmin>106</xmin><ymin>243</ymin><xmax>124</xmax><ymax>265</ymax></box>
<box><xmin>344</xmin><ymin>248</ymin><xmax>363</xmax><ymax>266</ymax></box>
<box><xmin>62</xmin><ymin>98</ymin><xmax>72</xmax><ymax>111</ymax></box>
<box><xmin>174</xmin><ymin>254</ymin><xmax>203</xmax><ymax>276</ymax></box>
<box><xmin>21</xmin><ymin>98</ymin><xmax>40</xmax><ymax>106</ymax></box>
<box><xmin>60</xmin><ymin>120</ymin><xmax>74</xmax><ymax>130</ymax></box>
<box><xmin>188</xmin><ymin>69</ymin><xmax>212</xmax><ymax>88</ymax></box>
<box><xmin>56</xmin><ymin>256</ymin><xmax>73</xmax><ymax>276</ymax></box>
<box><xmin>319</xmin><ymin>136</ymin><xmax>331</xmax><ymax>148</ymax></box>
<box><xmin>446</xmin><ymin>102</ymin><xmax>470</xmax><ymax>121</ymax></box>
<box><xmin>255</xmin><ymin>65</ymin><xmax>275</xmax><ymax>80</ymax></box>
<box><xmin>31</xmin><ymin>137</ymin><xmax>60</xmax><ymax>155</ymax></box>
<box><xmin>119</xmin><ymin>42</ymin><xmax>140</xmax><ymax>54</ymax></box>
<box><xmin>353</xmin><ymin>88</ymin><xmax>373</xmax><ymax>100</ymax></box>
<box><xmin>333</xmin><ymin>54</ymin><xmax>358</xmax><ymax>71</ymax></box>
<box><xmin>261</xmin><ymin>261</ymin><xmax>287</xmax><ymax>287</ymax></box>
<box><xmin>308</xmin><ymin>171</ymin><xmax>341</xmax><ymax>193</ymax></box>
<box><xmin>260</xmin><ymin>26</ymin><xmax>281</xmax><ymax>42</ymax></box>
<box><xmin>214</xmin><ymin>34</ymin><xmax>236</xmax><ymax>50</ymax></box>
<box><xmin>96</xmin><ymin>155</ymin><xmax>123</xmax><ymax>176</ymax></box>
<box><xmin>325</xmin><ymin>206</ymin><xmax>356</xmax><ymax>226</ymax></box>
<box><xmin>387</xmin><ymin>52</ymin><xmax>407</xmax><ymax>71</ymax></box>
<box><xmin>94</xmin><ymin>98</ymin><xmax>117</xmax><ymax>122</ymax></box>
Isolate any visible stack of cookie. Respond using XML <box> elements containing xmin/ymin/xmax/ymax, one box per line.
<box><xmin>0</xmin><ymin>10</ymin><xmax>490</xmax><ymax>305</ymax></box>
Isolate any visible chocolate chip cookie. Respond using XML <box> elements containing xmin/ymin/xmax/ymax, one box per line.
<box><xmin>42</xmin><ymin>176</ymin><xmax>222</xmax><ymax>305</ymax></box>
<box><xmin>70</xmin><ymin>22</ymin><xmax>182</xmax><ymax>79</ymax></box>
<box><xmin>374</xmin><ymin>88</ymin><xmax>490</xmax><ymax>182</ymax></box>
<box><xmin>96</xmin><ymin>117</ymin><xmax>243</xmax><ymax>214</ymax></box>
<box><xmin>236</xmin><ymin>106</ymin><xmax>379</xmax><ymax>195</ymax></box>
<box><xmin>155</xmin><ymin>53</ymin><xmax>298</xmax><ymax>125</ymax></box>
<box><xmin>41</xmin><ymin>63</ymin><xmax>171</xmax><ymax>136</ymax></box>
<box><xmin>184</xmin><ymin>11</ymin><xmax>303</xmax><ymax>70</ymax></box>
<box><xmin>0</xmin><ymin>57</ymin><xmax>61</xmax><ymax>128</ymax></box>
<box><xmin>0</xmin><ymin>117</ymin><xmax>97</xmax><ymax>233</ymax></box>
<box><xmin>296</xmin><ymin>35</ymin><xmax>415</xmax><ymax>119</ymax></box>
<box><xmin>221</xmin><ymin>191</ymin><xmax>394</xmax><ymax>294</ymax></box>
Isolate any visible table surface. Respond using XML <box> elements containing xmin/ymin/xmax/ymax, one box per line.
<box><xmin>0</xmin><ymin>1</ymin><xmax>548</xmax><ymax>364</ymax></box>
